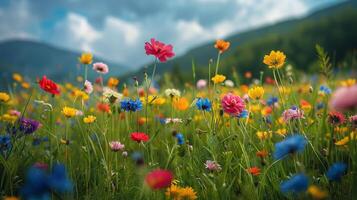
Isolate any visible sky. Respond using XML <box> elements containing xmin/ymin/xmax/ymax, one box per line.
<box><xmin>0</xmin><ymin>0</ymin><xmax>342</xmax><ymax>68</ymax></box>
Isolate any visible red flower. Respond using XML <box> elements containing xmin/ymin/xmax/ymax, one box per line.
<box><xmin>247</xmin><ymin>167</ymin><xmax>261</xmax><ymax>176</ymax></box>
<box><xmin>97</xmin><ymin>103</ymin><xmax>110</xmax><ymax>113</ymax></box>
<box><xmin>38</xmin><ymin>76</ymin><xmax>60</xmax><ymax>95</ymax></box>
<box><xmin>131</xmin><ymin>132</ymin><xmax>149</xmax><ymax>142</ymax></box>
<box><xmin>144</xmin><ymin>38</ymin><xmax>175</xmax><ymax>62</ymax></box>
<box><xmin>328</xmin><ymin>111</ymin><xmax>345</xmax><ymax>125</ymax></box>
<box><xmin>145</xmin><ymin>169</ymin><xmax>173</xmax><ymax>189</ymax></box>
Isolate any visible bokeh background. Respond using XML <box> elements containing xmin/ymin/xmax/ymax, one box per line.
<box><xmin>0</xmin><ymin>0</ymin><xmax>356</xmax><ymax>86</ymax></box>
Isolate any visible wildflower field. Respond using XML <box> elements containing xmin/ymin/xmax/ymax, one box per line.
<box><xmin>0</xmin><ymin>38</ymin><xmax>357</xmax><ymax>200</ymax></box>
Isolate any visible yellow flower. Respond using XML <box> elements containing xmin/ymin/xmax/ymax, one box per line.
<box><xmin>12</xmin><ymin>73</ymin><xmax>23</xmax><ymax>82</ymax></box>
<box><xmin>250</xmin><ymin>104</ymin><xmax>261</xmax><ymax>113</ymax></box>
<box><xmin>335</xmin><ymin>137</ymin><xmax>349</xmax><ymax>146</ymax></box>
<box><xmin>73</xmin><ymin>89</ymin><xmax>89</xmax><ymax>101</ymax></box>
<box><xmin>0</xmin><ymin>92</ymin><xmax>10</xmax><ymax>103</ymax></box>
<box><xmin>308</xmin><ymin>185</ymin><xmax>328</xmax><ymax>200</ymax></box>
<box><xmin>62</xmin><ymin>106</ymin><xmax>77</xmax><ymax>118</ymax></box>
<box><xmin>278</xmin><ymin>86</ymin><xmax>291</xmax><ymax>95</ymax></box>
<box><xmin>108</xmin><ymin>77</ymin><xmax>119</xmax><ymax>88</ymax></box>
<box><xmin>256</xmin><ymin>131</ymin><xmax>272</xmax><ymax>140</ymax></box>
<box><xmin>340</xmin><ymin>78</ymin><xmax>356</xmax><ymax>87</ymax></box>
<box><xmin>79</xmin><ymin>52</ymin><xmax>93</xmax><ymax>64</ymax></box>
<box><xmin>165</xmin><ymin>184</ymin><xmax>182</xmax><ymax>199</ymax></box>
<box><xmin>211</xmin><ymin>74</ymin><xmax>226</xmax><ymax>84</ymax></box>
<box><xmin>0</xmin><ymin>114</ymin><xmax>18</xmax><ymax>123</ymax></box>
<box><xmin>83</xmin><ymin>115</ymin><xmax>96</xmax><ymax>124</ymax></box>
<box><xmin>141</xmin><ymin>95</ymin><xmax>166</xmax><ymax>106</ymax></box>
<box><xmin>4</xmin><ymin>196</ymin><xmax>20</xmax><ymax>200</ymax></box>
<box><xmin>174</xmin><ymin>97</ymin><xmax>189</xmax><ymax>111</ymax></box>
<box><xmin>178</xmin><ymin>187</ymin><xmax>197</xmax><ymax>200</ymax></box>
<box><xmin>248</xmin><ymin>86</ymin><xmax>264</xmax><ymax>100</ymax></box>
<box><xmin>21</xmin><ymin>82</ymin><xmax>31</xmax><ymax>89</ymax></box>
<box><xmin>275</xmin><ymin>128</ymin><xmax>287</xmax><ymax>136</ymax></box>
<box><xmin>263</xmin><ymin>50</ymin><xmax>286</xmax><ymax>69</ymax></box>
<box><xmin>214</xmin><ymin>39</ymin><xmax>230</xmax><ymax>54</ymax></box>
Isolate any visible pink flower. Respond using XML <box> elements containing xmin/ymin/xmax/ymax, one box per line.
<box><xmin>84</xmin><ymin>80</ymin><xmax>93</xmax><ymax>94</ymax></box>
<box><xmin>9</xmin><ymin>109</ymin><xmax>21</xmax><ymax>117</ymax></box>
<box><xmin>144</xmin><ymin>38</ymin><xmax>175</xmax><ymax>62</ymax></box>
<box><xmin>109</xmin><ymin>141</ymin><xmax>125</xmax><ymax>151</ymax></box>
<box><xmin>282</xmin><ymin>107</ymin><xmax>304</xmax><ymax>122</ymax></box>
<box><xmin>196</xmin><ymin>79</ymin><xmax>207</xmax><ymax>90</ymax></box>
<box><xmin>93</xmin><ymin>62</ymin><xmax>109</xmax><ymax>74</ymax></box>
<box><xmin>221</xmin><ymin>93</ymin><xmax>245</xmax><ymax>115</ymax></box>
<box><xmin>350</xmin><ymin>115</ymin><xmax>357</xmax><ymax>127</ymax></box>
<box><xmin>145</xmin><ymin>169</ymin><xmax>173</xmax><ymax>190</ymax></box>
<box><xmin>205</xmin><ymin>160</ymin><xmax>221</xmax><ymax>171</ymax></box>
<box><xmin>329</xmin><ymin>85</ymin><xmax>357</xmax><ymax>111</ymax></box>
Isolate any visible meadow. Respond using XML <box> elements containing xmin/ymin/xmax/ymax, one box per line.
<box><xmin>0</xmin><ymin>38</ymin><xmax>356</xmax><ymax>200</ymax></box>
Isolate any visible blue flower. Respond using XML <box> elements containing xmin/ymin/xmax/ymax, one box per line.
<box><xmin>267</xmin><ymin>96</ymin><xmax>278</xmax><ymax>106</ymax></box>
<box><xmin>120</xmin><ymin>99</ymin><xmax>142</xmax><ymax>112</ymax></box>
<box><xmin>196</xmin><ymin>98</ymin><xmax>211</xmax><ymax>111</ymax></box>
<box><xmin>326</xmin><ymin>162</ymin><xmax>347</xmax><ymax>181</ymax></box>
<box><xmin>280</xmin><ymin>173</ymin><xmax>308</xmax><ymax>193</ymax></box>
<box><xmin>175</xmin><ymin>133</ymin><xmax>184</xmax><ymax>145</ymax></box>
<box><xmin>21</xmin><ymin>163</ymin><xmax>72</xmax><ymax>200</ymax></box>
<box><xmin>0</xmin><ymin>134</ymin><xmax>12</xmax><ymax>157</ymax></box>
<box><xmin>319</xmin><ymin>85</ymin><xmax>331</xmax><ymax>94</ymax></box>
<box><xmin>273</xmin><ymin>135</ymin><xmax>307</xmax><ymax>160</ymax></box>
<box><xmin>237</xmin><ymin>109</ymin><xmax>248</xmax><ymax>118</ymax></box>
<box><xmin>316</xmin><ymin>102</ymin><xmax>324</xmax><ymax>110</ymax></box>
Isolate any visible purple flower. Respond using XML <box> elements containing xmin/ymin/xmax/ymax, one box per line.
<box><xmin>19</xmin><ymin>118</ymin><xmax>40</xmax><ymax>134</ymax></box>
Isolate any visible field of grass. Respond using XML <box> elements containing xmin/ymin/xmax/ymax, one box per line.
<box><xmin>0</xmin><ymin>39</ymin><xmax>356</xmax><ymax>200</ymax></box>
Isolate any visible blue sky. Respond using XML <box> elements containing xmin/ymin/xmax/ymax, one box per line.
<box><xmin>0</xmin><ymin>0</ymin><xmax>342</xmax><ymax>68</ymax></box>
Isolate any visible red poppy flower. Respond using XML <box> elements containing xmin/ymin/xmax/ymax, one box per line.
<box><xmin>247</xmin><ymin>167</ymin><xmax>261</xmax><ymax>176</ymax></box>
<box><xmin>97</xmin><ymin>103</ymin><xmax>110</xmax><ymax>113</ymax></box>
<box><xmin>145</xmin><ymin>169</ymin><xmax>173</xmax><ymax>189</ymax></box>
<box><xmin>38</xmin><ymin>76</ymin><xmax>60</xmax><ymax>95</ymax></box>
<box><xmin>144</xmin><ymin>38</ymin><xmax>175</xmax><ymax>62</ymax></box>
<box><xmin>130</xmin><ymin>132</ymin><xmax>149</xmax><ymax>143</ymax></box>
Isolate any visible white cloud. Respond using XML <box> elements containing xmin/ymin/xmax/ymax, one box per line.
<box><xmin>104</xmin><ymin>17</ymin><xmax>140</xmax><ymax>45</ymax></box>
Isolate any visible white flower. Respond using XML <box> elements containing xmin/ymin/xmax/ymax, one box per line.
<box><xmin>165</xmin><ymin>88</ymin><xmax>181</xmax><ymax>97</ymax></box>
<box><xmin>165</xmin><ymin>118</ymin><xmax>183</xmax><ymax>124</ymax></box>
<box><xmin>84</xmin><ymin>80</ymin><xmax>93</xmax><ymax>94</ymax></box>
<box><xmin>103</xmin><ymin>87</ymin><xmax>123</xmax><ymax>103</ymax></box>
<box><xmin>224</xmin><ymin>80</ymin><xmax>234</xmax><ymax>87</ymax></box>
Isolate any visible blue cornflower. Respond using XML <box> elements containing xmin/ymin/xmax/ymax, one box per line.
<box><xmin>326</xmin><ymin>162</ymin><xmax>347</xmax><ymax>181</ymax></box>
<box><xmin>196</xmin><ymin>98</ymin><xmax>211</xmax><ymax>111</ymax></box>
<box><xmin>131</xmin><ymin>151</ymin><xmax>144</xmax><ymax>165</ymax></box>
<box><xmin>280</xmin><ymin>173</ymin><xmax>308</xmax><ymax>193</ymax></box>
<box><xmin>120</xmin><ymin>99</ymin><xmax>142</xmax><ymax>112</ymax></box>
<box><xmin>21</xmin><ymin>163</ymin><xmax>72</xmax><ymax>200</ymax></box>
<box><xmin>237</xmin><ymin>109</ymin><xmax>248</xmax><ymax>118</ymax></box>
<box><xmin>273</xmin><ymin>135</ymin><xmax>307</xmax><ymax>160</ymax></box>
<box><xmin>319</xmin><ymin>85</ymin><xmax>331</xmax><ymax>95</ymax></box>
<box><xmin>267</xmin><ymin>96</ymin><xmax>278</xmax><ymax>106</ymax></box>
<box><xmin>0</xmin><ymin>134</ymin><xmax>12</xmax><ymax>156</ymax></box>
<box><xmin>175</xmin><ymin>133</ymin><xmax>184</xmax><ymax>145</ymax></box>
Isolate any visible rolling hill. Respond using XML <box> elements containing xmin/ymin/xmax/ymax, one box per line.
<box><xmin>124</xmin><ymin>1</ymin><xmax>357</xmax><ymax>84</ymax></box>
<box><xmin>0</xmin><ymin>40</ymin><xmax>129</xmax><ymax>87</ymax></box>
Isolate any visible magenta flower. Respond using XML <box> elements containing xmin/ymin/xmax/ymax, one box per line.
<box><xmin>93</xmin><ymin>62</ymin><xmax>109</xmax><ymax>74</ymax></box>
<box><xmin>144</xmin><ymin>38</ymin><xmax>175</xmax><ymax>62</ymax></box>
<box><xmin>221</xmin><ymin>93</ymin><xmax>245</xmax><ymax>115</ymax></box>
<box><xmin>109</xmin><ymin>141</ymin><xmax>125</xmax><ymax>151</ymax></box>
<box><xmin>282</xmin><ymin>107</ymin><xmax>304</xmax><ymax>122</ymax></box>
<box><xmin>329</xmin><ymin>85</ymin><xmax>357</xmax><ymax>111</ymax></box>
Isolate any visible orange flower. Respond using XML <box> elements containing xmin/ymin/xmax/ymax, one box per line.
<box><xmin>174</xmin><ymin>97</ymin><xmax>189</xmax><ymax>111</ymax></box>
<box><xmin>256</xmin><ymin>150</ymin><xmax>268</xmax><ymax>158</ymax></box>
<box><xmin>247</xmin><ymin>167</ymin><xmax>261</xmax><ymax>176</ymax></box>
<box><xmin>97</xmin><ymin>102</ymin><xmax>110</xmax><ymax>113</ymax></box>
<box><xmin>214</xmin><ymin>39</ymin><xmax>230</xmax><ymax>53</ymax></box>
<box><xmin>107</xmin><ymin>77</ymin><xmax>119</xmax><ymax>88</ymax></box>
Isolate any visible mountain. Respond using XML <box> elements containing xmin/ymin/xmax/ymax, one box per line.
<box><xmin>0</xmin><ymin>40</ymin><xmax>129</xmax><ymax>86</ymax></box>
<box><xmin>124</xmin><ymin>1</ymin><xmax>357</xmax><ymax>84</ymax></box>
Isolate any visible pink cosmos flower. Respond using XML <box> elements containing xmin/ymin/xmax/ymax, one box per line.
<box><xmin>84</xmin><ymin>80</ymin><xmax>93</xmax><ymax>94</ymax></box>
<box><xmin>329</xmin><ymin>85</ymin><xmax>357</xmax><ymax>111</ymax></box>
<box><xmin>196</xmin><ymin>79</ymin><xmax>207</xmax><ymax>90</ymax></box>
<box><xmin>144</xmin><ymin>38</ymin><xmax>175</xmax><ymax>62</ymax></box>
<box><xmin>109</xmin><ymin>141</ymin><xmax>125</xmax><ymax>151</ymax></box>
<box><xmin>205</xmin><ymin>160</ymin><xmax>221</xmax><ymax>171</ymax></box>
<box><xmin>221</xmin><ymin>93</ymin><xmax>245</xmax><ymax>115</ymax></box>
<box><xmin>93</xmin><ymin>62</ymin><xmax>109</xmax><ymax>74</ymax></box>
<box><xmin>282</xmin><ymin>107</ymin><xmax>304</xmax><ymax>122</ymax></box>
